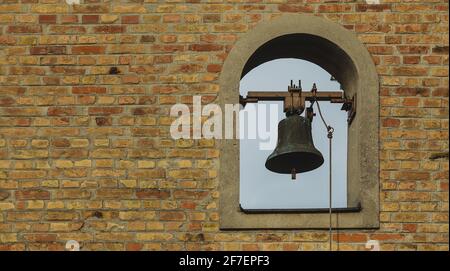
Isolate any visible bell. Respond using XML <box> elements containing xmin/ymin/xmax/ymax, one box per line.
<box><xmin>265</xmin><ymin>114</ymin><xmax>324</xmax><ymax>178</ymax></box>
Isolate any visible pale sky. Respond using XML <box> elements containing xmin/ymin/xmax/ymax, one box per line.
<box><xmin>239</xmin><ymin>59</ymin><xmax>348</xmax><ymax>209</ymax></box>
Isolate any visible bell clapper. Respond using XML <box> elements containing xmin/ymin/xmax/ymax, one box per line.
<box><xmin>291</xmin><ymin>168</ymin><xmax>296</xmax><ymax>180</ymax></box>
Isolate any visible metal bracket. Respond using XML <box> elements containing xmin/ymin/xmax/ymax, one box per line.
<box><xmin>331</xmin><ymin>94</ymin><xmax>356</xmax><ymax>125</ymax></box>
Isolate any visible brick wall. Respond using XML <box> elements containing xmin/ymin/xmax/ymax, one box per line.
<box><xmin>0</xmin><ymin>0</ymin><xmax>448</xmax><ymax>250</ymax></box>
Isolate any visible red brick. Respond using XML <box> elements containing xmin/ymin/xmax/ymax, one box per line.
<box><xmin>395</xmin><ymin>24</ymin><xmax>429</xmax><ymax>34</ymax></box>
<box><xmin>180</xmin><ymin>201</ymin><xmax>197</xmax><ymax>209</ymax></box>
<box><xmin>432</xmin><ymin>88</ymin><xmax>448</xmax><ymax>97</ymax></box>
<box><xmin>88</xmin><ymin>107</ymin><xmax>123</xmax><ymax>115</ymax></box>
<box><xmin>136</xmin><ymin>189</ymin><xmax>170</xmax><ymax>199</ymax></box>
<box><xmin>126</xmin><ymin>243</ymin><xmax>143</xmax><ymax>251</ymax></box>
<box><xmin>132</xmin><ymin>107</ymin><xmax>158</xmax><ymax>115</ymax></box>
<box><xmin>122</xmin><ymin>15</ymin><xmax>139</xmax><ymax>24</ymax></box>
<box><xmin>432</xmin><ymin>46</ymin><xmax>449</xmax><ymax>54</ymax></box>
<box><xmin>93</xmin><ymin>25</ymin><xmax>125</xmax><ymax>33</ymax></box>
<box><xmin>0</xmin><ymin>97</ymin><xmax>15</xmax><ymax>106</ymax></box>
<box><xmin>189</xmin><ymin>44</ymin><xmax>223</xmax><ymax>52</ymax></box>
<box><xmin>402</xmin><ymin>224</ymin><xmax>417</xmax><ymax>233</ymax></box>
<box><xmin>23</xmin><ymin>234</ymin><xmax>57</xmax><ymax>242</ymax></box>
<box><xmin>392</xmin><ymin>67</ymin><xmax>428</xmax><ymax>76</ymax></box>
<box><xmin>395</xmin><ymin>87</ymin><xmax>430</xmax><ymax>97</ymax></box>
<box><xmin>403</xmin><ymin>56</ymin><xmax>420</xmax><ymax>64</ymax></box>
<box><xmin>278</xmin><ymin>4</ymin><xmax>313</xmax><ymax>13</ymax></box>
<box><xmin>47</xmin><ymin>107</ymin><xmax>76</xmax><ymax>116</ymax></box>
<box><xmin>163</xmin><ymin>15</ymin><xmax>181</xmax><ymax>23</ymax></box>
<box><xmin>72</xmin><ymin>46</ymin><xmax>106</xmax><ymax>55</ymax></box>
<box><xmin>207</xmin><ymin>64</ymin><xmax>222</xmax><ymax>73</ymax></box>
<box><xmin>382</xmin><ymin>118</ymin><xmax>400</xmax><ymax>127</ymax></box>
<box><xmin>39</xmin><ymin>15</ymin><xmax>56</xmax><ymax>24</ymax></box>
<box><xmin>7</xmin><ymin>25</ymin><xmax>42</xmax><ymax>33</ymax></box>
<box><xmin>356</xmin><ymin>4</ymin><xmax>391</xmax><ymax>12</ymax></box>
<box><xmin>30</xmin><ymin>46</ymin><xmax>66</xmax><ymax>55</ymax></box>
<box><xmin>61</xmin><ymin>15</ymin><xmax>78</xmax><ymax>24</ymax></box>
<box><xmin>95</xmin><ymin>117</ymin><xmax>111</xmax><ymax>126</ymax></box>
<box><xmin>82</xmin><ymin>15</ymin><xmax>99</xmax><ymax>24</ymax></box>
<box><xmin>0</xmin><ymin>36</ymin><xmax>16</xmax><ymax>45</ymax></box>
<box><xmin>423</xmin><ymin>56</ymin><xmax>442</xmax><ymax>65</ymax></box>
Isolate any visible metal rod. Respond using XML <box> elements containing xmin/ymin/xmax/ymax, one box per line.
<box><xmin>329</xmin><ymin>132</ymin><xmax>333</xmax><ymax>251</ymax></box>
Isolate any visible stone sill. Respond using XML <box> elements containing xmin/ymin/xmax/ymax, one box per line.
<box><xmin>239</xmin><ymin>203</ymin><xmax>362</xmax><ymax>214</ymax></box>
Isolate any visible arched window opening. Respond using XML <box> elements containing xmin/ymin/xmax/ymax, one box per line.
<box><xmin>219</xmin><ymin>14</ymin><xmax>379</xmax><ymax>229</ymax></box>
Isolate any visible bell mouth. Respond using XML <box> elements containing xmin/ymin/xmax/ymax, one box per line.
<box><xmin>265</xmin><ymin>150</ymin><xmax>324</xmax><ymax>174</ymax></box>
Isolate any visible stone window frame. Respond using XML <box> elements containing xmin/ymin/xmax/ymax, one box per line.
<box><xmin>218</xmin><ymin>14</ymin><xmax>380</xmax><ymax>229</ymax></box>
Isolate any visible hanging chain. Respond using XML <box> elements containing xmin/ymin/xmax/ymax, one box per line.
<box><xmin>313</xmin><ymin>87</ymin><xmax>335</xmax><ymax>252</ymax></box>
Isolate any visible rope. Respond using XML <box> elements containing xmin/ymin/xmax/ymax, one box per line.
<box><xmin>313</xmin><ymin>93</ymin><xmax>334</xmax><ymax>252</ymax></box>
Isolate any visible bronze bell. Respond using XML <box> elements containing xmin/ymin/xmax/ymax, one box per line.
<box><xmin>265</xmin><ymin>113</ymin><xmax>324</xmax><ymax>179</ymax></box>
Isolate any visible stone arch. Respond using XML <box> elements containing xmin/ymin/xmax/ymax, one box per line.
<box><xmin>219</xmin><ymin>14</ymin><xmax>379</xmax><ymax>229</ymax></box>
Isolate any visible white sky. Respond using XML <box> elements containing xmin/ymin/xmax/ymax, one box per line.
<box><xmin>239</xmin><ymin>59</ymin><xmax>348</xmax><ymax>209</ymax></box>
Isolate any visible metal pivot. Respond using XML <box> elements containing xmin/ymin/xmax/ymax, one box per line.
<box><xmin>285</xmin><ymin>80</ymin><xmax>303</xmax><ymax>115</ymax></box>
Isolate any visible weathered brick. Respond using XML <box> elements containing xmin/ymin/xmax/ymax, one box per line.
<box><xmin>39</xmin><ymin>15</ymin><xmax>56</xmax><ymax>24</ymax></box>
<box><xmin>72</xmin><ymin>46</ymin><xmax>106</xmax><ymax>55</ymax></box>
<box><xmin>189</xmin><ymin>44</ymin><xmax>223</xmax><ymax>52</ymax></box>
<box><xmin>96</xmin><ymin>189</ymin><xmax>133</xmax><ymax>199</ymax></box>
<box><xmin>136</xmin><ymin>189</ymin><xmax>170</xmax><ymax>199</ymax></box>
<box><xmin>15</xmin><ymin>190</ymin><xmax>50</xmax><ymax>200</ymax></box>
<box><xmin>93</xmin><ymin>25</ymin><xmax>125</xmax><ymax>34</ymax></box>
<box><xmin>160</xmin><ymin>211</ymin><xmax>186</xmax><ymax>221</ymax></box>
<box><xmin>122</xmin><ymin>15</ymin><xmax>139</xmax><ymax>24</ymax></box>
<box><xmin>72</xmin><ymin>86</ymin><xmax>106</xmax><ymax>94</ymax></box>
<box><xmin>82</xmin><ymin>15</ymin><xmax>99</xmax><ymax>24</ymax></box>
<box><xmin>278</xmin><ymin>4</ymin><xmax>313</xmax><ymax>13</ymax></box>
<box><xmin>61</xmin><ymin>15</ymin><xmax>78</xmax><ymax>24</ymax></box>
<box><xmin>47</xmin><ymin>107</ymin><xmax>76</xmax><ymax>116</ymax></box>
<box><xmin>88</xmin><ymin>107</ymin><xmax>123</xmax><ymax>115</ymax></box>
<box><xmin>7</xmin><ymin>26</ymin><xmax>42</xmax><ymax>33</ymax></box>
<box><xmin>356</xmin><ymin>4</ymin><xmax>391</xmax><ymax>12</ymax></box>
<box><xmin>393</xmin><ymin>67</ymin><xmax>428</xmax><ymax>76</ymax></box>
